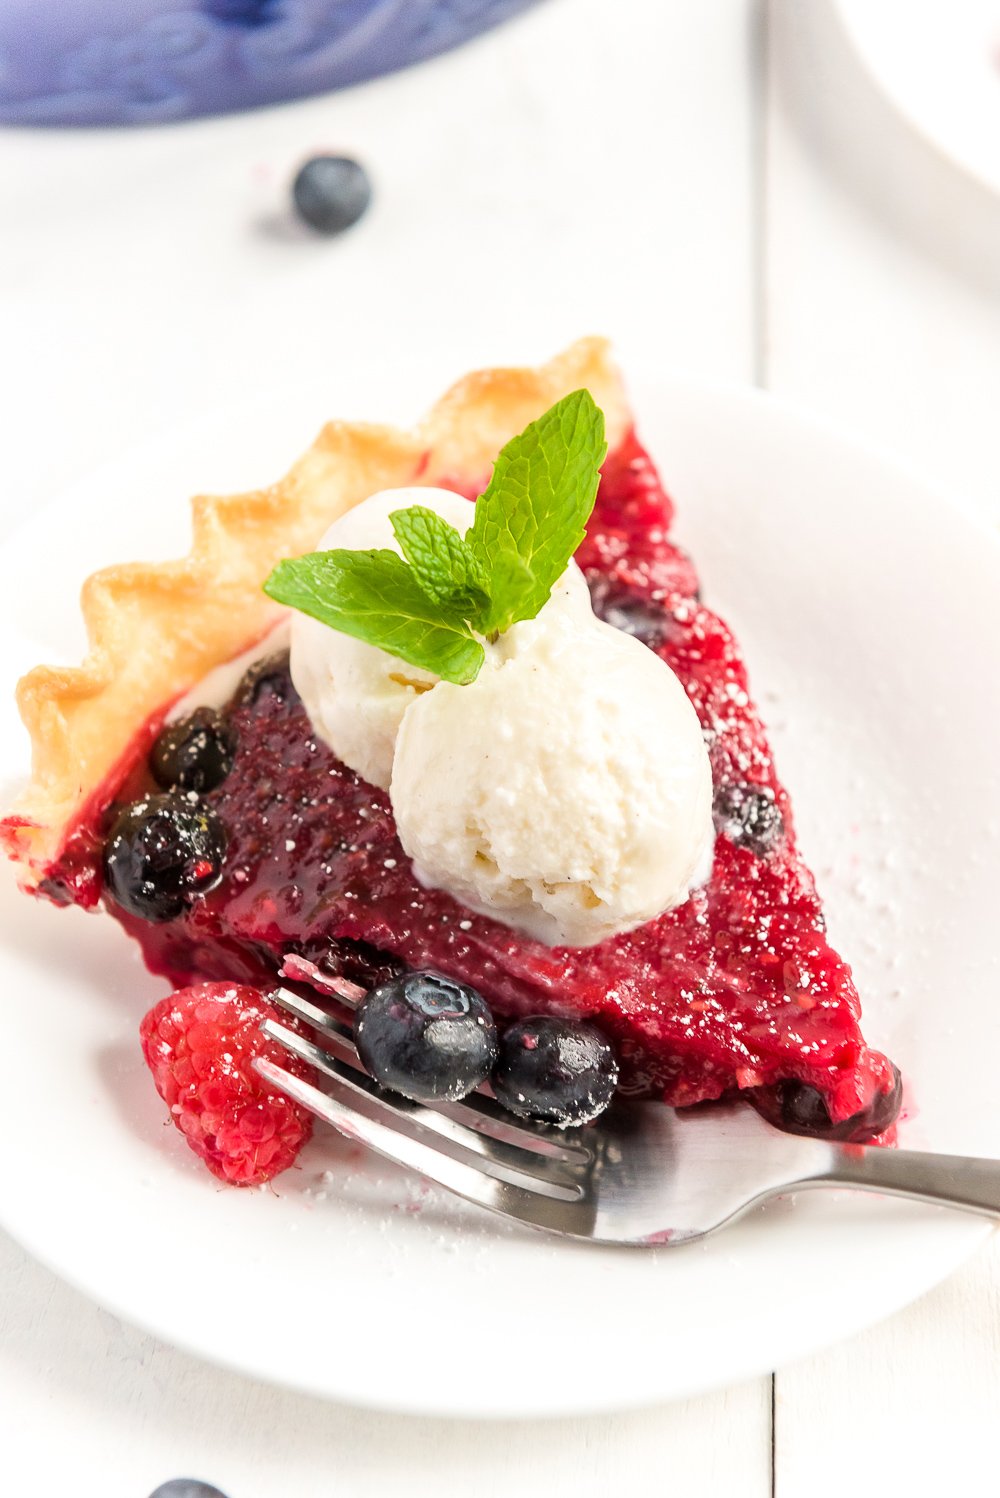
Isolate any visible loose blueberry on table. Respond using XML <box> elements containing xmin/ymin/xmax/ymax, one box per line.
<box><xmin>2</xmin><ymin>343</ymin><xmax>902</xmax><ymax>1195</ymax></box>
<box><xmin>148</xmin><ymin>1480</ymin><xmax>230</xmax><ymax>1498</ymax></box>
<box><xmin>292</xmin><ymin>154</ymin><xmax>372</xmax><ymax>235</ymax></box>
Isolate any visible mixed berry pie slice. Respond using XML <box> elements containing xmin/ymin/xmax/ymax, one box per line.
<box><xmin>3</xmin><ymin>339</ymin><xmax>901</xmax><ymax>1183</ymax></box>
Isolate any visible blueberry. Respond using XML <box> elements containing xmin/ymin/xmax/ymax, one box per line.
<box><xmin>292</xmin><ymin>156</ymin><xmax>372</xmax><ymax>236</ymax></box>
<box><xmin>492</xmin><ymin>1017</ymin><xmax>619</xmax><ymax>1127</ymax></box>
<box><xmin>713</xmin><ymin>783</ymin><xmax>785</xmax><ymax>857</ymax></box>
<box><xmin>777</xmin><ymin>1082</ymin><xmax>832</xmax><ymax>1135</ymax></box>
<box><xmin>354</xmin><ymin>971</ymin><xmax>498</xmax><ymax>1103</ymax></box>
<box><xmin>148</xmin><ymin>1482</ymin><xmax>229</xmax><ymax>1498</ymax></box>
<box><xmin>587</xmin><ymin>576</ymin><xmax>678</xmax><ymax>649</ymax></box>
<box><xmin>228</xmin><ymin>652</ymin><xmax>296</xmax><ymax>711</ymax></box>
<box><xmin>757</xmin><ymin>1065</ymin><xmax>903</xmax><ymax>1143</ymax></box>
<box><xmin>103</xmin><ymin>794</ymin><xmax>227</xmax><ymax>923</ymax></box>
<box><xmin>150</xmin><ymin>708</ymin><xmax>236</xmax><ymax>793</ymax></box>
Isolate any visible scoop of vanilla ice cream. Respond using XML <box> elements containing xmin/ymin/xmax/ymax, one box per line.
<box><xmin>289</xmin><ymin>486</ymin><xmax>592</xmax><ymax>789</ymax></box>
<box><xmin>390</xmin><ymin>612</ymin><xmax>714</xmax><ymax>948</ymax></box>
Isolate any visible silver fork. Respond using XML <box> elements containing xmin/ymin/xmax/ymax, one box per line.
<box><xmin>257</xmin><ymin>986</ymin><xmax>1000</xmax><ymax>1245</ymax></box>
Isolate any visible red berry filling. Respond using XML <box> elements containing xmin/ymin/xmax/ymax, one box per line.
<box><xmin>44</xmin><ymin>431</ymin><xmax>900</xmax><ymax>1145</ymax></box>
<box><xmin>140</xmin><ymin>982</ymin><xmax>313</xmax><ymax>1185</ymax></box>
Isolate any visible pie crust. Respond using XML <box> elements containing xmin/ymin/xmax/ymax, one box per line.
<box><xmin>5</xmin><ymin>339</ymin><xmax>628</xmax><ymax>886</ymax></box>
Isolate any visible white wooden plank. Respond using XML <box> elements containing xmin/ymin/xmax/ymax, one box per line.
<box><xmin>775</xmin><ymin>1235</ymin><xmax>1000</xmax><ymax>1496</ymax></box>
<box><xmin>0</xmin><ymin>1227</ymin><xmax>772</xmax><ymax>1498</ymax></box>
<box><xmin>0</xmin><ymin>0</ymin><xmax>771</xmax><ymax>1490</ymax></box>
<box><xmin>765</xmin><ymin>0</ymin><xmax>1000</xmax><ymax>1486</ymax></box>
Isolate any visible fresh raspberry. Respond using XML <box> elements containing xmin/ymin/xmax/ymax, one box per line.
<box><xmin>140</xmin><ymin>982</ymin><xmax>312</xmax><ymax>1186</ymax></box>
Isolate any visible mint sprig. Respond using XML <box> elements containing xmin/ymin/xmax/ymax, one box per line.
<box><xmin>263</xmin><ymin>389</ymin><xmax>606</xmax><ymax>685</ymax></box>
<box><xmin>465</xmin><ymin>389</ymin><xmax>606</xmax><ymax>636</ymax></box>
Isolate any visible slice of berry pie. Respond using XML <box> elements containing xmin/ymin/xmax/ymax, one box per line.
<box><xmin>3</xmin><ymin>340</ymin><xmax>901</xmax><ymax>1187</ymax></box>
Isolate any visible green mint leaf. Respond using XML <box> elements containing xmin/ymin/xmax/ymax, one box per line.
<box><xmin>389</xmin><ymin>505</ymin><xmax>491</xmax><ymax>625</ymax></box>
<box><xmin>465</xmin><ymin>388</ymin><xmax>606</xmax><ymax>636</ymax></box>
<box><xmin>263</xmin><ymin>391</ymin><xmax>608</xmax><ymax>688</ymax></box>
<box><xmin>264</xmin><ymin>549</ymin><xmax>485</xmax><ymax>685</ymax></box>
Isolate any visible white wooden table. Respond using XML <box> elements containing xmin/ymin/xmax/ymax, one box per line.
<box><xmin>3</xmin><ymin>2</ymin><xmax>999</xmax><ymax>1492</ymax></box>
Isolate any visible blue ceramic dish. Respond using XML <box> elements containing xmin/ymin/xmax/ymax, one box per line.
<box><xmin>0</xmin><ymin>0</ymin><xmax>540</xmax><ymax>127</ymax></box>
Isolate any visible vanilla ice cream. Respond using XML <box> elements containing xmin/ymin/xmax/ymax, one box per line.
<box><xmin>390</xmin><ymin>613</ymin><xmax>714</xmax><ymax>948</ymax></box>
<box><xmin>290</xmin><ymin>487</ymin><xmax>592</xmax><ymax>789</ymax></box>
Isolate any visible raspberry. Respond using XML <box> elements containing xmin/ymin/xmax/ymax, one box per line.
<box><xmin>140</xmin><ymin>983</ymin><xmax>312</xmax><ymax>1186</ymax></box>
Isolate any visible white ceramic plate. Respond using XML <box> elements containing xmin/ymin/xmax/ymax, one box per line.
<box><xmin>2</xmin><ymin>364</ymin><xmax>999</xmax><ymax>1418</ymax></box>
<box><xmin>834</xmin><ymin>0</ymin><xmax>1000</xmax><ymax>195</ymax></box>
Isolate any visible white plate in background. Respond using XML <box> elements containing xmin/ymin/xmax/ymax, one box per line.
<box><xmin>1</xmin><ymin>360</ymin><xmax>999</xmax><ymax>1416</ymax></box>
<box><xmin>834</xmin><ymin>0</ymin><xmax>1000</xmax><ymax>195</ymax></box>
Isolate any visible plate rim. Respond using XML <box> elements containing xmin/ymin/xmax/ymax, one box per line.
<box><xmin>832</xmin><ymin>0</ymin><xmax>1000</xmax><ymax>199</ymax></box>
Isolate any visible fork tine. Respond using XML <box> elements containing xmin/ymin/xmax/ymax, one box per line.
<box><xmin>272</xmin><ymin>986</ymin><xmax>349</xmax><ymax>1031</ymax></box>
<box><xmin>256</xmin><ymin>1056</ymin><xmax>593</xmax><ymax>1238</ymax></box>
<box><xmin>269</xmin><ymin>986</ymin><xmax>589</xmax><ymax>1164</ymax></box>
<box><xmin>261</xmin><ymin>1018</ymin><xmax>588</xmax><ymax>1198</ymax></box>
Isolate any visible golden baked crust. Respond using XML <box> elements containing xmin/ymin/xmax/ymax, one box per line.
<box><xmin>4</xmin><ymin>339</ymin><xmax>628</xmax><ymax>886</ymax></box>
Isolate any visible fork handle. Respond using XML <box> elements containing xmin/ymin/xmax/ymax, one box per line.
<box><xmin>809</xmin><ymin>1145</ymin><xmax>1000</xmax><ymax>1221</ymax></box>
